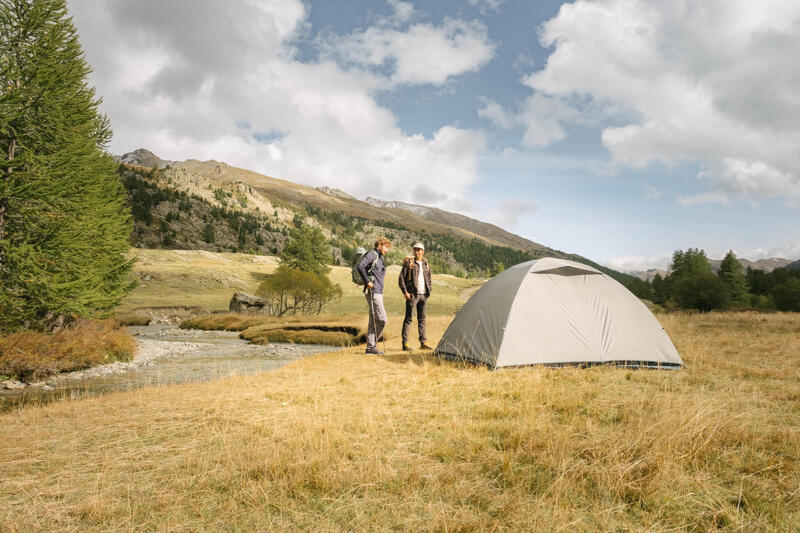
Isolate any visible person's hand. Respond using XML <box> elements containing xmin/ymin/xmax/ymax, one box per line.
<box><xmin>367</xmin><ymin>281</ymin><xmax>374</xmax><ymax>289</ymax></box>
<box><xmin>405</xmin><ymin>292</ymin><xmax>412</xmax><ymax>300</ymax></box>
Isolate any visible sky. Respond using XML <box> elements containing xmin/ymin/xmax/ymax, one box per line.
<box><xmin>67</xmin><ymin>0</ymin><xmax>800</xmax><ymax>271</ymax></box>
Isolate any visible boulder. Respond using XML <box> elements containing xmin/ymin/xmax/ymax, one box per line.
<box><xmin>229</xmin><ymin>292</ymin><xmax>267</xmax><ymax>314</ymax></box>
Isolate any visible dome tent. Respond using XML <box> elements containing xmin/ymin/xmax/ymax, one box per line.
<box><xmin>434</xmin><ymin>258</ymin><xmax>683</xmax><ymax>369</ymax></box>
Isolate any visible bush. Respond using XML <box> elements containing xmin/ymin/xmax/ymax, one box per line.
<box><xmin>771</xmin><ymin>279</ymin><xmax>800</xmax><ymax>312</ymax></box>
<box><xmin>0</xmin><ymin>320</ymin><xmax>136</xmax><ymax>382</ymax></box>
<box><xmin>674</xmin><ymin>273</ymin><xmax>730</xmax><ymax>312</ymax></box>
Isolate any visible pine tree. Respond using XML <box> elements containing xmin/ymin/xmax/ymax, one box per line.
<box><xmin>717</xmin><ymin>250</ymin><xmax>750</xmax><ymax>307</ymax></box>
<box><xmin>280</xmin><ymin>225</ymin><xmax>330</xmax><ymax>275</ymax></box>
<box><xmin>0</xmin><ymin>0</ymin><xmax>134</xmax><ymax>331</ymax></box>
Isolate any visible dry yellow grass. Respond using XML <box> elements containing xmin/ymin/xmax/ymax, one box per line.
<box><xmin>1</xmin><ymin>312</ymin><xmax>798</xmax><ymax>531</ymax></box>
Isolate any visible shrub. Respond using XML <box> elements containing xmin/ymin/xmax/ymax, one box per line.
<box><xmin>0</xmin><ymin>320</ymin><xmax>136</xmax><ymax>381</ymax></box>
<box><xmin>771</xmin><ymin>279</ymin><xmax>800</xmax><ymax>312</ymax></box>
<box><xmin>674</xmin><ymin>273</ymin><xmax>730</xmax><ymax>312</ymax></box>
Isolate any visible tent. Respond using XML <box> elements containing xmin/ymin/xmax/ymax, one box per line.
<box><xmin>434</xmin><ymin>257</ymin><xmax>683</xmax><ymax>369</ymax></box>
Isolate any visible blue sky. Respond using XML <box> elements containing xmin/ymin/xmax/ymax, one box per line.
<box><xmin>68</xmin><ymin>0</ymin><xmax>800</xmax><ymax>270</ymax></box>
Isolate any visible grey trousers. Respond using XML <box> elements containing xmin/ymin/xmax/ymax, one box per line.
<box><xmin>365</xmin><ymin>291</ymin><xmax>387</xmax><ymax>349</ymax></box>
<box><xmin>402</xmin><ymin>293</ymin><xmax>427</xmax><ymax>343</ymax></box>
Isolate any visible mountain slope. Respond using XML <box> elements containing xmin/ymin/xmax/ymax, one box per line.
<box><xmin>118</xmin><ymin>149</ymin><xmax>634</xmax><ymax>284</ymax></box>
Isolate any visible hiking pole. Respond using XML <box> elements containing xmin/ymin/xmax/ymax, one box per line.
<box><xmin>366</xmin><ymin>286</ymin><xmax>376</xmax><ymax>353</ymax></box>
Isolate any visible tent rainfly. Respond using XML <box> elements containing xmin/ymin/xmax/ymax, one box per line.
<box><xmin>434</xmin><ymin>257</ymin><xmax>683</xmax><ymax>369</ymax></box>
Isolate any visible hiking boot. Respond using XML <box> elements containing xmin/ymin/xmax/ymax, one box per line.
<box><xmin>402</xmin><ymin>342</ymin><xmax>413</xmax><ymax>352</ymax></box>
<box><xmin>365</xmin><ymin>347</ymin><xmax>384</xmax><ymax>355</ymax></box>
<box><xmin>419</xmin><ymin>342</ymin><xmax>432</xmax><ymax>350</ymax></box>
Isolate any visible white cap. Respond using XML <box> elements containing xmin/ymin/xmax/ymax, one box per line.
<box><xmin>412</xmin><ymin>242</ymin><xmax>425</xmax><ymax>250</ymax></box>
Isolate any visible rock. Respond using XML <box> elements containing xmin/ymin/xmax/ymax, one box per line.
<box><xmin>2</xmin><ymin>380</ymin><xmax>26</xmax><ymax>390</ymax></box>
<box><xmin>28</xmin><ymin>381</ymin><xmax>46</xmax><ymax>388</ymax></box>
<box><xmin>42</xmin><ymin>385</ymin><xmax>54</xmax><ymax>391</ymax></box>
<box><xmin>229</xmin><ymin>292</ymin><xmax>267</xmax><ymax>314</ymax></box>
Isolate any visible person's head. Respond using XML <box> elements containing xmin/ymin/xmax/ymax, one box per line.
<box><xmin>412</xmin><ymin>242</ymin><xmax>425</xmax><ymax>259</ymax></box>
<box><xmin>375</xmin><ymin>237</ymin><xmax>391</xmax><ymax>255</ymax></box>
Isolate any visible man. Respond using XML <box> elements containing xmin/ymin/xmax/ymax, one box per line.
<box><xmin>358</xmin><ymin>237</ymin><xmax>391</xmax><ymax>355</ymax></box>
<box><xmin>398</xmin><ymin>242</ymin><xmax>432</xmax><ymax>351</ymax></box>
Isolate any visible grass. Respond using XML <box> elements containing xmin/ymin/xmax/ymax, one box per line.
<box><xmin>0</xmin><ymin>311</ymin><xmax>798</xmax><ymax>530</ymax></box>
<box><xmin>0</xmin><ymin>320</ymin><xmax>137</xmax><ymax>382</ymax></box>
<box><xmin>119</xmin><ymin>248</ymin><xmax>482</xmax><ymax>316</ymax></box>
<box><xmin>181</xmin><ymin>312</ymin><xmax>370</xmax><ymax>346</ymax></box>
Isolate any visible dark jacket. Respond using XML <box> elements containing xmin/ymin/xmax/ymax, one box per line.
<box><xmin>358</xmin><ymin>248</ymin><xmax>386</xmax><ymax>294</ymax></box>
<box><xmin>399</xmin><ymin>256</ymin><xmax>432</xmax><ymax>297</ymax></box>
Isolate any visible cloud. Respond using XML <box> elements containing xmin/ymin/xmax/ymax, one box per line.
<box><xmin>66</xmin><ymin>0</ymin><xmax>489</xmax><ymax>207</ymax></box>
<box><xmin>518</xmin><ymin>0</ymin><xmax>800</xmax><ymax>205</ymax></box>
<box><xmin>324</xmin><ymin>17</ymin><xmax>496</xmax><ymax>86</ymax></box>
<box><xmin>739</xmin><ymin>243</ymin><xmax>800</xmax><ymax>261</ymax></box>
<box><xmin>468</xmin><ymin>0</ymin><xmax>505</xmax><ymax>15</ymax></box>
<box><xmin>643</xmin><ymin>186</ymin><xmax>662</xmax><ymax>200</ymax></box>
<box><xmin>477</xmin><ymin>97</ymin><xmax>514</xmax><ymax>129</ymax></box>
<box><xmin>482</xmin><ymin>198</ymin><xmax>538</xmax><ymax>230</ymax></box>
<box><xmin>605</xmin><ymin>255</ymin><xmax>671</xmax><ymax>273</ymax></box>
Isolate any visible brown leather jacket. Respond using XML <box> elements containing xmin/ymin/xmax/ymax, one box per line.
<box><xmin>398</xmin><ymin>256</ymin><xmax>432</xmax><ymax>297</ymax></box>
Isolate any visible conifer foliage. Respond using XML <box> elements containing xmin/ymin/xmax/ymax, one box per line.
<box><xmin>0</xmin><ymin>0</ymin><xmax>133</xmax><ymax>331</ymax></box>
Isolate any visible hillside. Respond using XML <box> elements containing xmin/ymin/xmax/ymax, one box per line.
<box><xmin>118</xmin><ymin>149</ymin><xmax>636</xmax><ymax>284</ymax></box>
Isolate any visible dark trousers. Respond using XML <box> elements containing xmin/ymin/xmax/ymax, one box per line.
<box><xmin>402</xmin><ymin>294</ymin><xmax>427</xmax><ymax>343</ymax></box>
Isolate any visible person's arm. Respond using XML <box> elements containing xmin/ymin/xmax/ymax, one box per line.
<box><xmin>358</xmin><ymin>250</ymin><xmax>376</xmax><ymax>287</ymax></box>
<box><xmin>399</xmin><ymin>258</ymin><xmax>411</xmax><ymax>298</ymax></box>
<box><xmin>425</xmin><ymin>261</ymin><xmax>432</xmax><ymax>295</ymax></box>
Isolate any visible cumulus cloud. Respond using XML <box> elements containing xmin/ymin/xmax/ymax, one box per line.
<box><xmin>324</xmin><ymin>17</ymin><xmax>495</xmax><ymax>87</ymax></box>
<box><xmin>517</xmin><ymin>0</ymin><xmax>800</xmax><ymax>205</ymax></box>
<box><xmin>67</xmin><ymin>0</ymin><xmax>489</xmax><ymax>205</ymax></box>
<box><xmin>643</xmin><ymin>186</ymin><xmax>662</xmax><ymax>200</ymax></box>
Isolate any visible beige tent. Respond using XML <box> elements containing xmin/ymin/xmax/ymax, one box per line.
<box><xmin>435</xmin><ymin>257</ymin><xmax>683</xmax><ymax>369</ymax></box>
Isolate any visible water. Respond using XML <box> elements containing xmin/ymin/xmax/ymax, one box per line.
<box><xmin>0</xmin><ymin>325</ymin><xmax>341</xmax><ymax>411</ymax></box>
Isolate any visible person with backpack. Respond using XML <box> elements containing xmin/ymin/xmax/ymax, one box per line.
<box><xmin>398</xmin><ymin>242</ymin><xmax>432</xmax><ymax>351</ymax></box>
<box><xmin>357</xmin><ymin>237</ymin><xmax>391</xmax><ymax>355</ymax></box>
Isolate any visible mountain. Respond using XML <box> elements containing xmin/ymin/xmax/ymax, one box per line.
<box><xmin>709</xmin><ymin>257</ymin><xmax>793</xmax><ymax>273</ymax></box>
<box><xmin>786</xmin><ymin>259</ymin><xmax>800</xmax><ymax>272</ymax></box>
<box><xmin>115</xmin><ymin>148</ymin><xmax>174</xmax><ymax>169</ymax></box>
<box><xmin>630</xmin><ymin>268</ymin><xmax>669</xmax><ymax>282</ymax></box>
<box><xmin>364</xmin><ymin>197</ymin><xmax>548</xmax><ymax>253</ymax></box>
<box><xmin>117</xmin><ymin>148</ymin><xmax>635</xmax><ymax>284</ymax></box>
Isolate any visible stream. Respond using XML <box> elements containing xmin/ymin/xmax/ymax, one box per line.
<box><xmin>0</xmin><ymin>324</ymin><xmax>341</xmax><ymax>412</ymax></box>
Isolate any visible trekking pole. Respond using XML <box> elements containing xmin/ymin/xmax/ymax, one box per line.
<box><xmin>366</xmin><ymin>286</ymin><xmax>376</xmax><ymax>353</ymax></box>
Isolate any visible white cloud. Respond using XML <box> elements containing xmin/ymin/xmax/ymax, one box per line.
<box><xmin>468</xmin><ymin>0</ymin><xmax>505</xmax><ymax>15</ymax></box>
<box><xmin>605</xmin><ymin>255</ymin><xmax>671</xmax><ymax>273</ymax></box>
<box><xmin>325</xmin><ymin>18</ymin><xmax>495</xmax><ymax>86</ymax></box>
<box><xmin>477</xmin><ymin>97</ymin><xmax>514</xmax><ymax>129</ymax></box>
<box><xmin>482</xmin><ymin>198</ymin><xmax>538</xmax><ymax>230</ymax></box>
<box><xmin>519</xmin><ymin>0</ymin><xmax>800</xmax><ymax>205</ymax></box>
<box><xmin>740</xmin><ymin>244</ymin><xmax>800</xmax><ymax>261</ymax></box>
<box><xmin>643</xmin><ymin>186</ymin><xmax>662</xmax><ymax>200</ymax></box>
<box><xmin>388</xmin><ymin>0</ymin><xmax>416</xmax><ymax>24</ymax></box>
<box><xmin>67</xmin><ymin>0</ymin><xmax>489</xmax><ymax>207</ymax></box>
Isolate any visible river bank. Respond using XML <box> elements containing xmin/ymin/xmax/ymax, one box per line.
<box><xmin>0</xmin><ymin>325</ymin><xmax>340</xmax><ymax>411</ymax></box>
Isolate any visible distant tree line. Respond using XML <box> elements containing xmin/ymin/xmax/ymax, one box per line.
<box><xmin>635</xmin><ymin>248</ymin><xmax>800</xmax><ymax>312</ymax></box>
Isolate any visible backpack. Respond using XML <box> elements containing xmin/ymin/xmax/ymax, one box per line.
<box><xmin>351</xmin><ymin>247</ymin><xmax>378</xmax><ymax>285</ymax></box>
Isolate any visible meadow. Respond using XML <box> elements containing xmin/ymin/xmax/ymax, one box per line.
<box><xmin>1</xmin><ymin>309</ymin><xmax>798</xmax><ymax>531</ymax></box>
<box><xmin>117</xmin><ymin>248</ymin><xmax>483</xmax><ymax>319</ymax></box>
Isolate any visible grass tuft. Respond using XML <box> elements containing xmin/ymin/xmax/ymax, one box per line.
<box><xmin>0</xmin><ymin>320</ymin><xmax>137</xmax><ymax>382</ymax></box>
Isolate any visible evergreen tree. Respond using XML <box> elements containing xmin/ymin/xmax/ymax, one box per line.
<box><xmin>669</xmin><ymin>248</ymin><xmax>711</xmax><ymax>280</ymax></box>
<box><xmin>280</xmin><ymin>225</ymin><xmax>330</xmax><ymax>275</ymax></box>
<box><xmin>651</xmin><ymin>273</ymin><xmax>668</xmax><ymax>305</ymax></box>
<box><xmin>717</xmin><ymin>250</ymin><xmax>749</xmax><ymax>307</ymax></box>
<box><xmin>0</xmin><ymin>0</ymin><xmax>133</xmax><ymax>331</ymax></box>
